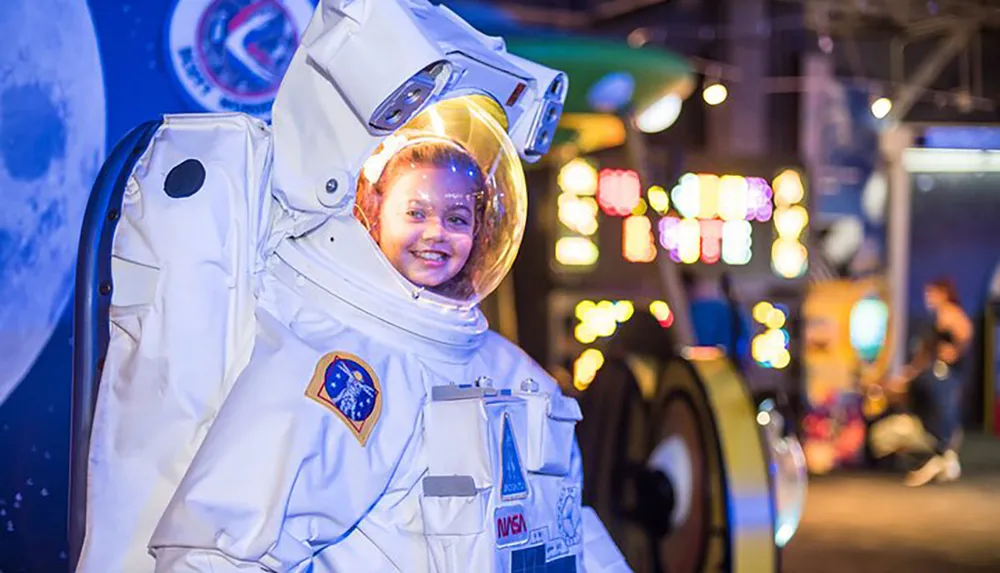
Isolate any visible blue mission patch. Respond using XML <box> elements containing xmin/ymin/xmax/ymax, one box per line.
<box><xmin>500</xmin><ymin>413</ymin><xmax>528</xmax><ymax>500</ymax></box>
<box><xmin>305</xmin><ymin>351</ymin><xmax>382</xmax><ymax>445</ymax></box>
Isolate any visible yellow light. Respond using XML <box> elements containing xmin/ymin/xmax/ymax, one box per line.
<box><xmin>765</xmin><ymin>307</ymin><xmax>786</xmax><ymax>329</ymax></box>
<box><xmin>574</xmin><ymin>300</ymin><xmax>596</xmax><ymax>322</ymax></box>
<box><xmin>581</xmin><ymin>348</ymin><xmax>606</xmax><ymax>369</ymax></box>
<box><xmin>574</xmin><ymin>322</ymin><xmax>597</xmax><ymax>344</ymax></box>
<box><xmin>703</xmin><ymin>83</ymin><xmax>728</xmax><ymax>106</ymax></box>
<box><xmin>647</xmin><ymin>185</ymin><xmax>670</xmax><ymax>213</ymax></box>
<box><xmin>752</xmin><ymin>327</ymin><xmax>790</xmax><ymax>366</ymax></box>
<box><xmin>577</xmin><ymin>218</ymin><xmax>598</xmax><ymax>236</ymax></box>
<box><xmin>558</xmin><ymin>194</ymin><xmax>600</xmax><ymax>235</ymax></box>
<box><xmin>623</xmin><ymin>215</ymin><xmax>657</xmax><ymax>263</ymax></box>
<box><xmin>589</xmin><ymin>304</ymin><xmax>617</xmax><ymax>337</ymax></box>
<box><xmin>558</xmin><ymin>158</ymin><xmax>599</xmax><ymax>196</ymax></box>
<box><xmin>771</xmin><ymin>239</ymin><xmax>808</xmax><ymax>279</ymax></box>
<box><xmin>613</xmin><ymin>300</ymin><xmax>635</xmax><ymax>322</ymax></box>
<box><xmin>672</xmin><ymin>173</ymin><xmax>700</xmax><ymax>218</ymax></box>
<box><xmin>773</xmin><ymin>348</ymin><xmax>791</xmax><ymax>369</ymax></box>
<box><xmin>631</xmin><ymin>198</ymin><xmax>648</xmax><ymax>216</ymax></box>
<box><xmin>773</xmin><ymin>169</ymin><xmax>805</xmax><ymax>207</ymax></box>
<box><xmin>649</xmin><ymin>300</ymin><xmax>671</xmax><ymax>322</ymax></box>
<box><xmin>698</xmin><ymin>174</ymin><xmax>720</xmax><ymax>219</ymax></box>
<box><xmin>752</xmin><ymin>302</ymin><xmax>773</xmax><ymax>324</ymax></box>
<box><xmin>718</xmin><ymin>175</ymin><xmax>749</xmax><ymax>221</ymax></box>
<box><xmin>765</xmin><ymin>328</ymin><xmax>787</xmax><ymax>349</ymax></box>
<box><xmin>556</xmin><ymin>237</ymin><xmax>600</xmax><ymax>266</ymax></box>
<box><xmin>773</xmin><ymin>205</ymin><xmax>809</xmax><ymax>239</ymax></box>
<box><xmin>871</xmin><ymin>97</ymin><xmax>892</xmax><ymax>120</ymax></box>
<box><xmin>573</xmin><ymin>348</ymin><xmax>606</xmax><ymax>390</ymax></box>
<box><xmin>752</xmin><ymin>334</ymin><xmax>773</xmax><ymax>363</ymax></box>
<box><xmin>677</xmin><ymin>218</ymin><xmax>701</xmax><ymax>264</ymax></box>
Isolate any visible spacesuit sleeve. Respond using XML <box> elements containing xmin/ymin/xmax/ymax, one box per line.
<box><xmin>573</xmin><ymin>441</ymin><xmax>633</xmax><ymax>573</ymax></box>
<box><xmin>148</xmin><ymin>324</ymin><xmax>415</xmax><ymax>572</ymax></box>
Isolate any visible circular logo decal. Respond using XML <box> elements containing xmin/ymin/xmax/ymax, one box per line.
<box><xmin>167</xmin><ymin>0</ymin><xmax>314</xmax><ymax>120</ymax></box>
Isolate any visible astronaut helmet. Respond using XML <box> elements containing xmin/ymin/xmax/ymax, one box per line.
<box><xmin>354</xmin><ymin>95</ymin><xmax>527</xmax><ymax>306</ymax></box>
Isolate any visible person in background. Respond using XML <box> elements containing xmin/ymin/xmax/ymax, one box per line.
<box><xmin>889</xmin><ymin>276</ymin><xmax>973</xmax><ymax>486</ymax></box>
<box><xmin>682</xmin><ymin>271</ymin><xmax>751</xmax><ymax>371</ymax></box>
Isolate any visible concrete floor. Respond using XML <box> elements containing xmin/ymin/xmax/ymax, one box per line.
<box><xmin>781</xmin><ymin>435</ymin><xmax>1000</xmax><ymax>573</ymax></box>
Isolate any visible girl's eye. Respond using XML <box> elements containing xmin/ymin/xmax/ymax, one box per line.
<box><xmin>447</xmin><ymin>215</ymin><xmax>470</xmax><ymax>226</ymax></box>
<box><xmin>406</xmin><ymin>209</ymin><xmax>425</xmax><ymax>220</ymax></box>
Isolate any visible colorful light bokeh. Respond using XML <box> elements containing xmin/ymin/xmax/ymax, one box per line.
<box><xmin>622</xmin><ymin>215</ymin><xmax>657</xmax><ymax>263</ymax></box>
<box><xmin>771</xmin><ymin>169</ymin><xmax>808</xmax><ymax>279</ymax></box>
<box><xmin>556</xmin><ymin>158</ymin><xmax>602</xmax><ymax>268</ymax></box>
<box><xmin>752</xmin><ymin>301</ymin><xmax>791</xmax><ymax>369</ymax></box>
<box><xmin>574</xmin><ymin>300</ymin><xmax>635</xmax><ymax>344</ymax></box>
<box><xmin>598</xmin><ymin>168</ymin><xmax>642</xmax><ymax>216</ymax></box>
<box><xmin>656</xmin><ymin>173</ymin><xmax>773</xmax><ymax>266</ymax></box>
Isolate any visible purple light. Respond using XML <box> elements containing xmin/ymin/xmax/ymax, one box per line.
<box><xmin>658</xmin><ymin>216</ymin><xmax>681</xmax><ymax>250</ymax></box>
<box><xmin>746</xmin><ymin>177</ymin><xmax>774</xmax><ymax>222</ymax></box>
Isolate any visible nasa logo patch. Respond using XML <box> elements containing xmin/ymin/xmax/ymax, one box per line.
<box><xmin>166</xmin><ymin>0</ymin><xmax>313</xmax><ymax>120</ymax></box>
<box><xmin>495</xmin><ymin>504</ymin><xmax>529</xmax><ymax>548</ymax></box>
<box><xmin>305</xmin><ymin>351</ymin><xmax>383</xmax><ymax>446</ymax></box>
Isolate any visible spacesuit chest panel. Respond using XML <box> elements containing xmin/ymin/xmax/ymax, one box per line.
<box><xmin>422</xmin><ymin>385</ymin><xmax>584</xmax><ymax>573</ymax></box>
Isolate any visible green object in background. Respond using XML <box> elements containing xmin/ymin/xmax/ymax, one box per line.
<box><xmin>506</xmin><ymin>36</ymin><xmax>694</xmax><ymax>114</ymax></box>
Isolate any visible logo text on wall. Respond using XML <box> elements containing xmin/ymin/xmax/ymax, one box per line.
<box><xmin>167</xmin><ymin>0</ymin><xmax>313</xmax><ymax>120</ymax></box>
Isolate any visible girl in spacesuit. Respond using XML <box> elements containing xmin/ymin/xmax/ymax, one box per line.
<box><xmin>355</xmin><ymin>134</ymin><xmax>494</xmax><ymax>299</ymax></box>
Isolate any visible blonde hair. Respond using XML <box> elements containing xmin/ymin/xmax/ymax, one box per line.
<box><xmin>355</xmin><ymin>137</ymin><xmax>497</xmax><ymax>300</ymax></box>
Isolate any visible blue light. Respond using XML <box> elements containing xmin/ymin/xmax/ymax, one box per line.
<box><xmin>850</xmin><ymin>297</ymin><xmax>888</xmax><ymax>363</ymax></box>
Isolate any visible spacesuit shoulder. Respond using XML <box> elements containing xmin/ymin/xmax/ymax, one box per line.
<box><xmin>481</xmin><ymin>330</ymin><xmax>561</xmax><ymax>395</ymax></box>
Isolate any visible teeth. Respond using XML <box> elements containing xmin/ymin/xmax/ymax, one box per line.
<box><xmin>415</xmin><ymin>251</ymin><xmax>446</xmax><ymax>262</ymax></box>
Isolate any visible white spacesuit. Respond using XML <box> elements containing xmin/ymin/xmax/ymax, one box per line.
<box><xmin>76</xmin><ymin>1</ymin><xmax>629</xmax><ymax>572</ymax></box>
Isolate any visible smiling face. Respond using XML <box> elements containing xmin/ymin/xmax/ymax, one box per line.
<box><xmin>377</xmin><ymin>167</ymin><xmax>477</xmax><ymax>288</ymax></box>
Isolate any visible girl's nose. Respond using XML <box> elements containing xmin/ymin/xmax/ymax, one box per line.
<box><xmin>422</xmin><ymin>218</ymin><xmax>445</xmax><ymax>240</ymax></box>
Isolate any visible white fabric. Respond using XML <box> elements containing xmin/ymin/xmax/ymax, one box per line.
<box><xmin>77</xmin><ymin>113</ymin><xmax>274</xmax><ymax>573</ymax></box>
<box><xmin>271</xmin><ymin>0</ymin><xmax>560</xmax><ymax>223</ymax></box>
<box><xmin>79</xmin><ymin>2</ymin><xmax>608</xmax><ymax>571</ymax></box>
<box><xmin>147</xmin><ymin>258</ymin><xmax>607</xmax><ymax>571</ymax></box>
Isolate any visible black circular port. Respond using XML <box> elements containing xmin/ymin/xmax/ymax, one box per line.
<box><xmin>164</xmin><ymin>159</ymin><xmax>206</xmax><ymax>199</ymax></box>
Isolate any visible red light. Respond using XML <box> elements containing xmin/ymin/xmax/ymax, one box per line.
<box><xmin>598</xmin><ymin>169</ymin><xmax>641</xmax><ymax>217</ymax></box>
<box><xmin>700</xmin><ymin>219</ymin><xmax>723</xmax><ymax>264</ymax></box>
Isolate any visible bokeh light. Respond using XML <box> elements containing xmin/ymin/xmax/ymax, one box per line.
<box><xmin>598</xmin><ymin>169</ymin><xmax>642</xmax><ymax>216</ymax></box>
<box><xmin>573</xmin><ymin>348</ymin><xmax>606</xmax><ymax>390</ymax></box>
<box><xmin>558</xmin><ymin>158</ymin><xmax>598</xmax><ymax>196</ymax></box>
<box><xmin>556</xmin><ymin>237</ymin><xmax>599</xmax><ymax>266</ymax></box>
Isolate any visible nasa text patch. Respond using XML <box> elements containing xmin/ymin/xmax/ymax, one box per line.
<box><xmin>495</xmin><ymin>504</ymin><xmax>529</xmax><ymax>548</ymax></box>
<box><xmin>305</xmin><ymin>351</ymin><xmax>383</xmax><ymax>446</ymax></box>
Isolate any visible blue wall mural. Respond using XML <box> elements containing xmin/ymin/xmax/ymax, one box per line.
<box><xmin>0</xmin><ymin>1</ymin><xmax>317</xmax><ymax>570</ymax></box>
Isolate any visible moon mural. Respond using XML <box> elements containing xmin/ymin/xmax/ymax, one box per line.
<box><xmin>0</xmin><ymin>0</ymin><xmax>106</xmax><ymax>406</ymax></box>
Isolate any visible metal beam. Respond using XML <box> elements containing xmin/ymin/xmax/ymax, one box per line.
<box><xmin>885</xmin><ymin>20</ymin><xmax>976</xmax><ymax>122</ymax></box>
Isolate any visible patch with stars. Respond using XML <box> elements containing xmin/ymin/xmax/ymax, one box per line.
<box><xmin>305</xmin><ymin>351</ymin><xmax>382</xmax><ymax>446</ymax></box>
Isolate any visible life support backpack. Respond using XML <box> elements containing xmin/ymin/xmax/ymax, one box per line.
<box><xmin>71</xmin><ymin>113</ymin><xmax>274</xmax><ymax>572</ymax></box>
